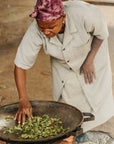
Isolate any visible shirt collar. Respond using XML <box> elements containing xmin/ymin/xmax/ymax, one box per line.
<box><xmin>40</xmin><ymin>11</ymin><xmax>78</xmax><ymax>46</ymax></box>
<box><xmin>64</xmin><ymin>10</ymin><xmax>78</xmax><ymax>34</ymax></box>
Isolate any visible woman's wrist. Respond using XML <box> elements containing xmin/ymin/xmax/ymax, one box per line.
<box><xmin>85</xmin><ymin>36</ymin><xmax>103</xmax><ymax>64</ymax></box>
<box><xmin>84</xmin><ymin>51</ymin><xmax>95</xmax><ymax>65</ymax></box>
<box><xmin>19</xmin><ymin>96</ymin><xmax>29</xmax><ymax>102</ymax></box>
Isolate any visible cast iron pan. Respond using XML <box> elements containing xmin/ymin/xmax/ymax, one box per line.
<box><xmin>0</xmin><ymin>101</ymin><xmax>94</xmax><ymax>144</ymax></box>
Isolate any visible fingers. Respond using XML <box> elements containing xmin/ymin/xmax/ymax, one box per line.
<box><xmin>22</xmin><ymin>113</ymin><xmax>25</xmax><ymax>125</ymax></box>
<box><xmin>14</xmin><ymin>111</ymin><xmax>22</xmax><ymax>123</ymax></box>
<box><xmin>93</xmin><ymin>72</ymin><xmax>96</xmax><ymax>80</ymax></box>
<box><xmin>80</xmin><ymin>68</ymin><xmax>83</xmax><ymax>75</ymax></box>
<box><xmin>30</xmin><ymin>108</ymin><xmax>33</xmax><ymax>119</ymax></box>
<box><xmin>26</xmin><ymin>109</ymin><xmax>32</xmax><ymax>122</ymax></box>
<box><xmin>14</xmin><ymin>112</ymin><xmax>18</xmax><ymax>120</ymax></box>
<box><xmin>83</xmin><ymin>72</ymin><xmax>96</xmax><ymax>84</ymax></box>
<box><xmin>23</xmin><ymin>108</ymin><xmax>33</xmax><ymax>123</ymax></box>
<box><xmin>87</xmin><ymin>72</ymin><xmax>93</xmax><ymax>84</ymax></box>
<box><xmin>18</xmin><ymin>112</ymin><xmax>22</xmax><ymax>124</ymax></box>
<box><xmin>80</xmin><ymin>63</ymin><xmax>96</xmax><ymax>84</ymax></box>
<box><xmin>84</xmin><ymin>72</ymin><xmax>88</xmax><ymax>84</ymax></box>
<box><xmin>14</xmin><ymin>108</ymin><xmax>33</xmax><ymax>125</ymax></box>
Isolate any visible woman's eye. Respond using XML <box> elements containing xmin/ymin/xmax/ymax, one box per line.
<box><xmin>39</xmin><ymin>26</ymin><xmax>55</xmax><ymax>32</ymax></box>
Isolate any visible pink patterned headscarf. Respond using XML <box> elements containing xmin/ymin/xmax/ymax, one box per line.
<box><xmin>29</xmin><ymin>0</ymin><xmax>64</xmax><ymax>22</ymax></box>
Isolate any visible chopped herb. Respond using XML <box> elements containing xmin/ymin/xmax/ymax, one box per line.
<box><xmin>3</xmin><ymin>115</ymin><xmax>69</xmax><ymax>139</ymax></box>
<box><xmin>5</xmin><ymin>115</ymin><xmax>14</xmax><ymax>121</ymax></box>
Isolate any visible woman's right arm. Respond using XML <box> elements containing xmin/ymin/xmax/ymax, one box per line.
<box><xmin>14</xmin><ymin>65</ymin><xmax>33</xmax><ymax>125</ymax></box>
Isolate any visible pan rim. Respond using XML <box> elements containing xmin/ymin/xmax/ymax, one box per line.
<box><xmin>0</xmin><ymin>100</ymin><xmax>84</xmax><ymax>143</ymax></box>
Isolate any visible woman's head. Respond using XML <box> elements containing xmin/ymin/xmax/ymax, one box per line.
<box><xmin>37</xmin><ymin>14</ymin><xmax>66</xmax><ymax>38</ymax></box>
<box><xmin>30</xmin><ymin>0</ymin><xmax>64</xmax><ymax>22</ymax></box>
<box><xmin>30</xmin><ymin>0</ymin><xmax>65</xmax><ymax>37</ymax></box>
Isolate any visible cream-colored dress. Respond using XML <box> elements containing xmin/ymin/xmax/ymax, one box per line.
<box><xmin>55</xmin><ymin>32</ymin><xmax>114</xmax><ymax>132</ymax></box>
<box><xmin>14</xmin><ymin>1</ymin><xmax>114</xmax><ymax>132</ymax></box>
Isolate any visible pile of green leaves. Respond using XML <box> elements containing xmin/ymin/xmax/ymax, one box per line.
<box><xmin>3</xmin><ymin>115</ymin><xmax>69</xmax><ymax>139</ymax></box>
<box><xmin>5</xmin><ymin>115</ymin><xmax>14</xmax><ymax>121</ymax></box>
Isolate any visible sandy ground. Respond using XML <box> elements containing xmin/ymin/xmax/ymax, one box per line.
<box><xmin>0</xmin><ymin>2</ymin><xmax>114</xmax><ymax>144</ymax></box>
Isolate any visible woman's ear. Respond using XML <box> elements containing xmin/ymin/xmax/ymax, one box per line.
<box><xmin>62</xmin><ymin>14</ymin><xmax>66</xmax><ymax>21</ymax></box>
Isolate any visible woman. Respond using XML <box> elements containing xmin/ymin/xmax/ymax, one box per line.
<box><xmin>14</xmin><ymin>0</ymin><xmax>114</xmax><ymax>142</ymax></box>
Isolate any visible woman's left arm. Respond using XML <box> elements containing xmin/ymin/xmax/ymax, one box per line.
<box><xmin>80</xmin><ymin>36</ymin><xmax>103</xmax><ymax>84</ymax></box>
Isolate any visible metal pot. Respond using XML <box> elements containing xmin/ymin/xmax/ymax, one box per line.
<box><xmin>0</xmin><ymin>101</ymin><xmax>94</xmax><ymax>144</ymax></box>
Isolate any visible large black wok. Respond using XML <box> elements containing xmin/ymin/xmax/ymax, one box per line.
<box><xmin>0</xmin><ymin>101</ymin><xmax>94</xmax><ymax>144</ymax></box>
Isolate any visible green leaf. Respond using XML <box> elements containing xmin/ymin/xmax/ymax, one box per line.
<box><xmin>0</xmin><ymin>84</ymin><xmax>7</xmax><ymax>89</ymax></box>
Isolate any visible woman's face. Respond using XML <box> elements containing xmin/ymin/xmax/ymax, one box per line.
<box><xmin>37</xmin><ymin>14</ymin><xmax>66</xmax><ymax>38</ymax></box>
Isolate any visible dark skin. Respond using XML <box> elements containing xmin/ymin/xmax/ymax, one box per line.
<box><xmin>14</xmin><ymin>67</ymin><xmax>33</xmax><ymax>124</ymax></box>
<box><xmin>14</xmin><ymin>14</ymin><xmax>103</xmax><ymax>125</ymax></box>
<box><xmin>14</xmin><ymin>14</ymin><xmax>66</xmax><ymax>124</ymax></box>
<box><xmin>80</xmin><ymin>36</ymin><xmax>103</xmax><ymax>84</ymax></box>
<box><xmin>37</xmin><ymin>14</ymin><xmax>66</xmax><ymax>38</ymax></box>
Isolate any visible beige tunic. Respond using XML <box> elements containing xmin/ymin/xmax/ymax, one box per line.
<box><xmin>14</xmin><ymin>1</ymin><xmax>114</xmax><ymax>132</ymax></box>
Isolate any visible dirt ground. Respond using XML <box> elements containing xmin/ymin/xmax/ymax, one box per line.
<box><xmin>0</xmin><ymin>1</ymin><xmax>114</xmax><ymax>144</ymax></box>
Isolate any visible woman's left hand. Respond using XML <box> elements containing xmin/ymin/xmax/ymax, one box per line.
<box><xmin>80</xmin><ymin>61</ymin><xmax>96</xmax><ymax>84</ymax></box>
<box><xmin>79</xmin><ymin>36</ymin><xmax>103</xmax><ymax>84</ymax></box>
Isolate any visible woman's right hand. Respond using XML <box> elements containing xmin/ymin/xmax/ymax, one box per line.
<box><xmin>14</xmin><ymin>66</ymin><xmax>33</xmax><ymax>125</ymax></box>
<box><xmin>14</xmin><ymin>98</ymin><xmax>33</xmax><ymax>125</ymax></box>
